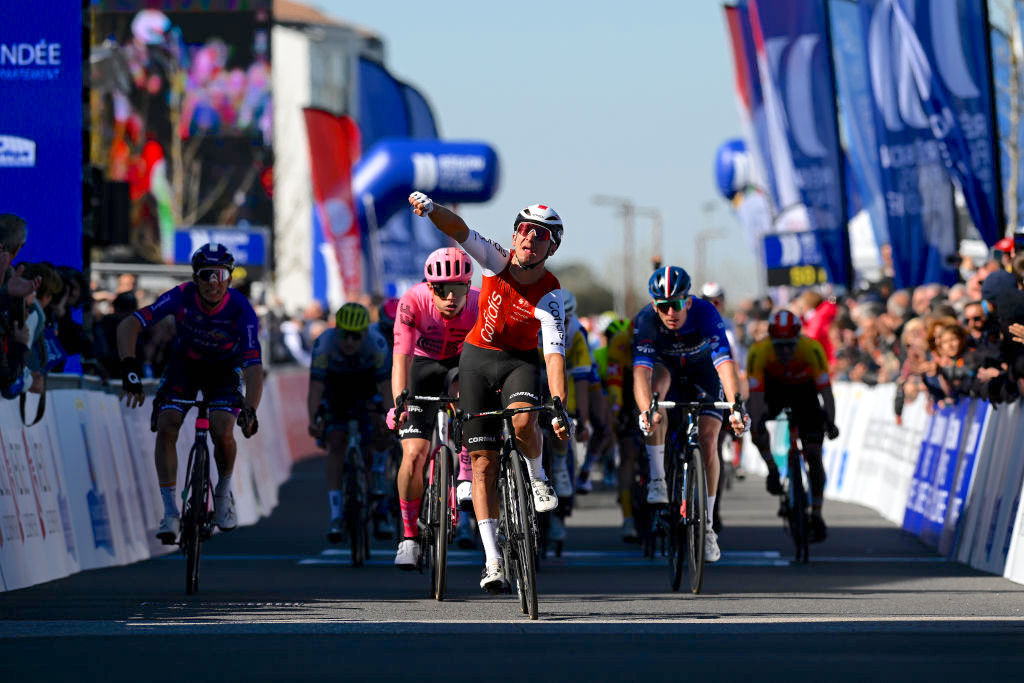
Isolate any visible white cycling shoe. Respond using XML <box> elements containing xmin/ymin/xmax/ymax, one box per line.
<box><xmin>395</xmin><ymin>539</ymin><xmax>420</xmax><ymax>571</ymax></box>
<box><xmin>480</xmin><ymin>559</ymin><xmax>507</xmax><ymax>592</ymax></box>
<box><xmin>213</xmin><ymin>492</ymin><xmax>237</xmax><ymax>531</ymax></box>
<box><xmin>156</xmin><ymin>514</ymin><xmax>180</xmax><ymax>545</ymax></box>
<box><xmin>531</xmin><ymin>479</ymin><xmax>558</xmax><ymax>513</ymax></box>
<box><xmin>551</xmin><ymin>466</ymin><xmax>573</xmax><ymax>498</ymax></box>
<box><xmin>705</xmin><ymin>528</ymin><xmax>722</xmax><ymax>563</ymax></box>
<box><xmin>646</xmin><ymin>478</ymin><xmax>669</xmax><ymax>505</ymax></box>
<box><xmin>456</xmin><ymin>481</ymin><xmax>473</xmax><ymax>508</ymax></box>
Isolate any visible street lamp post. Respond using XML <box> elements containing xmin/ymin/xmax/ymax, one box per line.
<box><xmin>695</xmin><ymin>201</ymin><xmax>726</xmax><ymax>288</ymax></box>
<box><xmin>593</xmin><ymin>195</ymin><xmax>636</xmax><ymax>315</ymax></box>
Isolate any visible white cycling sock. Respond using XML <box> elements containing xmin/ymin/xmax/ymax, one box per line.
<box><xmin>328</xmin><ymin>489</ymin><xmax>343</xmax><ymax>520</ymax></box>
<box><xmin>215</xmin><ymin>473</ymin><xmax>232</xmax><ymax>498</ymax></box>
<box><xmin>646</xmin><ymin>444</ymin><xmax>666</xmax><ymax>480</ymax></box>
<box><xmin>524</xmin><ymin>455</ymin><xmax>547</xmax><ymax>482</ymax></box>
<box><xmin>708</xmin><ymin>494</ymin><xmax>717</xmax><ymax>530</ymax></box>
<box><xmin>160</xmin><ymin>485</ymin><xmax>179</xmax><ymax>518</ymax></box>
<box><xmin>477</xmin><ymin>518</ymin><xmax>503</xmax><ymax>563</ymax></box>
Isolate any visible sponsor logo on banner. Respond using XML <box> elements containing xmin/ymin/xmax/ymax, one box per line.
<box><xmin>0</xmin><ymin>41</ymin><xmax>63</xmax><ymax>80</ymax></box>
<box><xmin>0</xmin><ymin>135</ymin><xmax>36</xmax><ymax>167</ymax></box>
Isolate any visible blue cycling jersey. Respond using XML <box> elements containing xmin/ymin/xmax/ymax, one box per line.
<box><xmin>631</xmin><ymin>298</ymin><xmax>732</xmax><ymax>371</ymax></box>
<box><xmin>134</xmin><ymin>283</ymin><xmax>262</xmax><ymax>367</ymax></box>
<box><xmin>310</xmin><ymin>327</ymin><xmax>390</xmax><ymax>384</ymax></box>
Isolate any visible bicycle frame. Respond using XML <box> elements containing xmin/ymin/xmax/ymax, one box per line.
<box><xmin>776</xmin><ymin>408</ymin><xmax>810</xmax><ymax>564</ymax></box>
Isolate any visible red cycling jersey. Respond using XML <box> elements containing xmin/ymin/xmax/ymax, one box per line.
<box><xmin>460</xmin><ymin>229</ymin><xmax>566</xmax><ymax>355</ymax></box>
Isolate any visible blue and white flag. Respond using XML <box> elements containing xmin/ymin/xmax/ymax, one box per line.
<box><xmin>750</xmin><ymin>0</ymin><xmax>850</xmax><ymax>287</ymax></box>
<box><xmin>861</xmin><ymin>0</ymin><xmax>1002</xmax><ymax>287</ymax></box>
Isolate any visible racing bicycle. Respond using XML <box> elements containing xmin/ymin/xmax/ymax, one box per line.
<box><xmin>646</xmin><ymin>393</ymin><xmax>733</xmax><ymax>594</ymax></box>
<box><xmin>394</xmin><ymin>391</ymin><xmax>460</xmax><ymax>601</ymax></box>
<box><xmin>170</xmin><ymin>397</ymin><xmax>240</xmax><ymax>595</ymax></box>
<box><xmin>775</xmin><ymin>408</ymin><xmax>810</xmax><ymax>564</ymax></box>
<box><xmin>458</xmin><ymin>397</ymin><xmax>568</xmax><ymax>620</ymax></box>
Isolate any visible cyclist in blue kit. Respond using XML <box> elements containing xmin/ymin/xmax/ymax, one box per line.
<box><xmin>632</xmin><ymin>265</ymin><xmax>747</xmax><ymax>562</ymax></box>
<box><xmin>118</xmin><ymin>243</ymin><xmax>262</xmax><ymax>544</ymax></box>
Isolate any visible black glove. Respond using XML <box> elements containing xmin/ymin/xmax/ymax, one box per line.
<box><xmin>825</xmin><ymin>421</ymin><xmax>840</xmax><ymax>440</ymax></box>
<box><xmin>121</xmin><ymin>357</ymin><xmax>144</xmax><ymax>395</ymax></box>
<box><xmin>238</xmin><ymin>405</ymin><xmax>259</xmax><ymax>438</ymax></box>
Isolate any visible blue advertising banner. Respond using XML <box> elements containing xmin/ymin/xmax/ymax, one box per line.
<box><xmin>860</xmin><ymin>0</ymin><xmax>1002</xmax><ymax>288</ymax></box>
<box><xmin>750</xmin><ymin>0</ymin><xmax>850</xmax><ymax>287</ymax></box>
<box><xmin>918</xmin><ymin>399</ymin><xmax>970</xmax><ymax>548</ymax></box>
<box><xmin>173</xmin><ymin>226</ymin><xmax>269</xmax><ymax>271</ymax></box>
<box><xmin>903</xmin><ymin>403</ymin><xmax>953</xmax><ymax>536</ymax></box>
<box><xmin>939</xmin><ymin>400</ymin><xmax>989</xmax><ymax>557</ymax></box>
<box><xmin>0</xmin><ymin>3</ymin><xmax>82</xmax><ymax>269</ymax></box>
<box><xmin>762</xmin><ymin>230</ymin><xmax>828</xmax><ymax>287</ymax></box>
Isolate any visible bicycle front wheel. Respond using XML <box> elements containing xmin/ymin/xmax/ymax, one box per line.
<box><xmin>434</xmin><ymin>446</ymin><xmax>453</xmax><ymax>601</ymax></box>
<box><xmin>685</xmin><ymin>448</ymin><xmax>707</xmax><ymax>594</ymax></box>
<box><xmin>347</xmin><ymin>449</ymin><xmax>368</xmax><ymax>568</ymax></box>
<box><xmin>667</xmin><ymin>450</ymin><xmax>685</xmax><ymax>592</ymax></box>
<box><xmin>788</xmin><ymin>452</ymin><xmax>809</xmax><ymax>563</ymax></box>
<box><xmin>510</xmin><ymin>453</ymin><xmax>539</xmax><ymax>620</ymax></box>
<box><xmin>184</xmin><ymin>443</ymin><xmax>208</xmax><ymax>595</ymax></box>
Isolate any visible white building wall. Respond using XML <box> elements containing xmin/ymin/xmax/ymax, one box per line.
<box><xmin>271</xmin><ymin>25</ymin><xmax>313</xmax><ymax>314</ymax></box>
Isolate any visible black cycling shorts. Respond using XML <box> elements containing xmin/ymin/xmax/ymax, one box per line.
<box><xmin>755</xmin><ymin>382</ymin><xmax>826</xmax><ymax>444</ymax></box>
<box><xmin>459</xmin><ymin>343</ymin><xmax>541</xmax><ymax>452</ymax></box>
<box><xmin>399</xmin><ymin>355</ymin><xmax>459</xmax><ymax>441</ymax></box>
<box><xmin>662</xmin><ymin>358</ymin><xmax>725</xmax><ymax>420</ymax></box>
<box><xmin>156</xmin><ymin>353</ymin><xmax>244</xmax><ymax>416</ymax></box>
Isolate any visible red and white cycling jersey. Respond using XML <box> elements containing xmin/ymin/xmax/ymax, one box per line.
<box><xmin>393</xmin><ymin>281</ymin><xmax>480</xmax><ymax>360</ymax></box>
<box><xmin>460</xmin><ymin>229</ymin><xmax>565</xmax><ymax>355</ymax></box>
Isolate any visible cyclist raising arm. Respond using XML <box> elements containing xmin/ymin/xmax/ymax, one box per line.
<box><xmin>632</xmin><ymin>266</ymin><xmax>747</xmax><ymax>563</ymax></box>
<box><xmin>387</xmin><ymin>247</ymin><xmax>479</xmax><ymax>570</ymax></box>
<box><xmin>409</xmin><ymin>192</ymin><xmax>571</xmax><ymax>592</ymax></box>
<box><xmin>117</xmin><ymin>243</ymin><xmax>262</xmax><ymax>544</ymax></box>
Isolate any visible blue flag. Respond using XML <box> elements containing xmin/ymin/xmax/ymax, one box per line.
<box><xmin>751</xmin><ymin>0</ymin><xmax>850</xmax><ymax>287</ymax></box>
<box><xmin>861</xmin><ymin>0</ymin><xmax>1002</xmax><ymax>288</ymax></box>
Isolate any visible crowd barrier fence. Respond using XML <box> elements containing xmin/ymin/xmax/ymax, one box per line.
<box><xmin>0</xmin><ymin>366</ymin><xmax>314</xmax><ymax>592</ymax></box>
<box><xmin>742</xmin><ymin>381</ymin><xmax>1024</xmax><ymax>584</ymax></box>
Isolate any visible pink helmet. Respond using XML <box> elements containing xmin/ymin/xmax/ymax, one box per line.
<box><xmin>424</xmin><ymin>247</ymin><xmax>473</xmax><ymax>283</ymax></box>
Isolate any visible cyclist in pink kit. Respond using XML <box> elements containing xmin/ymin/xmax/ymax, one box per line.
<box><xmin>387</xmin><ymin>247</ymin><xmax>480</xmax><ymax>569</ymax></box>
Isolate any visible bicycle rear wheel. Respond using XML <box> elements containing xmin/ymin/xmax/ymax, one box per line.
<box><xmin>184</xmin><ymin>443</ymin><xmax>208</xmax><ymax>595</ymax></box>
<box><xmin>424</xmin><ymin>449</ymin><xmax>440</xmax><ymax>598</ymax></box>
<box><xmin>666</xmin><ymin>448</ymin><xmax>685</xmax><ymax>591</ymax></box>
<box><xmin>434</xmin><ymin>446</ymin><xmax>453</xmax><ymax>601</ymax></box>
<box><xmin>510</xmin><ymin>453</ymin><xmax>539</xmax><ymax>620</ymax></box>
<box><xmin>788</xmin><ymin>452</ymin><xmax>809</xmax><ymax>563</ymax></box>
<box><xmin>685</xmin><ymin>448</ymin><xmax>707</xmax><ymax>594</ymax></box>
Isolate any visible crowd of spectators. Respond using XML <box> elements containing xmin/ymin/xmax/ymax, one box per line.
<box><xmin>723</xmin><ymin>246</ymin><xmax>1024</xmax><ymax>422</ymax></box>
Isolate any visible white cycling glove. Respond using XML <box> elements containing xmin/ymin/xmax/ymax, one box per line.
<box><xmin>409</xmin><ymin>191</ymin><xmax>434</xmax><ymax>216</ymax></box>
<box><xmin>638</xmin><ymin>411</ymin><xmax>654</xmax><ymax>437</ymax></box>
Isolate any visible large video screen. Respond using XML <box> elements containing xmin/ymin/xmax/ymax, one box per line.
<box><xmin>90</xmin><ymin>2</ymin><xmax>273</xmax><ymax>264</ymax></box>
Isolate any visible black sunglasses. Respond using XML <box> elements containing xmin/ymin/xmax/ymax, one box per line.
<box><xmin>655</xmin><ymin>299</ymin><xmax>686</xmax><ymax>313</ymax></box>
<box><xmin>432</xmin><ymin>283</ymin><xmax>470</xmax><ymax>298</ymax></box>
<box><xmin>343</xmin><ymin>330</ymin><xmax>364</xmax><ymax>341</ymax></box>
<box><xmin>965</xmin><ymin>316</ymin><xmax>985</xmax><ymax>323</ymax></box>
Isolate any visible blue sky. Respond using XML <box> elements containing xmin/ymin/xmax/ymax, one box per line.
<box><xmin>318</xmin><ymin>0</ymin><xmax>760</xmax><ymax>301</ymax></box>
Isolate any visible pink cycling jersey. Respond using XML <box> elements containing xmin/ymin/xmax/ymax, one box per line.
<box><xmin>394</xmin><ymin>282</ymin><xmax>480</xmax><ymax>360</ymax></box>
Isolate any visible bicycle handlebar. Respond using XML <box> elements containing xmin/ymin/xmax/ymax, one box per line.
<box><xmin>648</xmin><ymin>392</ymin><xmax>734</xmax><ymax>414</ymax></box>
<box><xmin>459</xmin><ymin>397</ymin><xmax>565</xmax><ymax>421</ymax></box>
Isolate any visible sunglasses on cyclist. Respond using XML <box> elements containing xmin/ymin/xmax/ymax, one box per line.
<box><xmin>655</xmin><ymin>298</ymin><xmax>687</xmax><ymax>313</ymax></box>
<box><xmin>342</xmin><ymin>330</ymin><xmax>364</xmax><ymax>342</ymax></box>
<box><xmin>515</xmin><ymin>223</ymin><xmax>553</xmax><ymax>242</ymax></box>
<box><xmin>431</xmin><ymin>282</ymin><xmax>470</xmax><ymax>298</ymax></box>
<box><xmin>195</xmin><ymin>267</ymin><xmax>231</xmax><ymax>283</ymax></box>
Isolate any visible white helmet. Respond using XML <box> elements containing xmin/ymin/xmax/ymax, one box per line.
<box><xmin>562</xmin><ymin>290</ymin><xmax>577</xmax><ymax>320</ymax></box>
<box><xmin>514</xmin><ymin>204</ymin><xmax>564</xmax><ymax>246</ymax></box>
<box><xmin>700</xmin><ymin>281</ymin><xmax>724</xmax><ymax>299</ymax></box>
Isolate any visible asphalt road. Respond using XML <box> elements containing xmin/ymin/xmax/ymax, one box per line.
<box><xmin>3</xmin><ymin>456</ymin><xmax>1024</xmax><ymax>681</ymax></box>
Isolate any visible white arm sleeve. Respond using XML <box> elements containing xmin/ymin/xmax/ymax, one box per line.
<box><xmin>460</xmin><ymin>229</ymin><xmax>511</xmax><ymax>276</ymax></box>
<box><xmin>534</xmin><ymin>288</ymin><xmax>566</xmax><ymax>356</ymax></box>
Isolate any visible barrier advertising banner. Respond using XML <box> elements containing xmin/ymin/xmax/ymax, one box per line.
<box><xmin>750</xmin><ymin>0</ymin><xmax>850</xmax><ymax>287</ymax></box>
<box><xmin>0</xmin><ymin>2</ymin><xmax>82</xmax><ymax>269</ymax></box>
